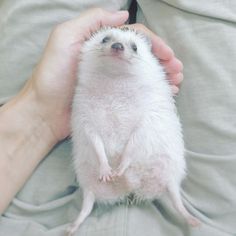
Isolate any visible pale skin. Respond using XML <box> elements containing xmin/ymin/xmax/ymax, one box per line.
<box><xmin>0</xmin><ymin>8</ymin><xmax>183</xmax><ymax>214</ymax></box>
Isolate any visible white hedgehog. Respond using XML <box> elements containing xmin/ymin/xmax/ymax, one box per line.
<box><xmin>68</xmin><ymin>27</ymin><xmax>200</xmax><ymax>235</ymax></box>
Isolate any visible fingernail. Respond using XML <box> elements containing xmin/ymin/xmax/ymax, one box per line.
<box><xmin>172</xmin><ymin>86</ymin><xmax>179</xmax><ymax>95</ymax></box>
<box><xmin>177</xmin><ymin>73</ymin><xmax>184</xmax><ymax>83</ymax></box>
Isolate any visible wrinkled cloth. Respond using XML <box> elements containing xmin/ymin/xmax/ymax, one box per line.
<box><xmin>0</xmin><ymin>0</ymin><xmax>236</xmax><ymax>235</ymax></box>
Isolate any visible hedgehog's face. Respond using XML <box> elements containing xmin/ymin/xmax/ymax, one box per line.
<box><xmin>82</xmin><ymin>28</ymin><xmax>152</xmax><ymax>68</ymax></box>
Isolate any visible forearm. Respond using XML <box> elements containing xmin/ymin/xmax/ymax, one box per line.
<box><xmin>0</xmin><ymin>88</ymin><xmax>58</xmax><ymax>214</ymax></box>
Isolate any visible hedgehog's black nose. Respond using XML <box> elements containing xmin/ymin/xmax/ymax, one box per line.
<box><xmin>111</xmin><ymin>42</ymin><xmax>124</xmax><ymax>51</ymax></box>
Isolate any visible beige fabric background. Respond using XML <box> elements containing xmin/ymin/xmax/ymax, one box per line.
<box><xmin>0</xmin><ymin>0</ymin><xmax>235</xmax><ymax>235</ymax></box>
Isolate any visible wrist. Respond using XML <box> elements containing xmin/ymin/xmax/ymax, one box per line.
<box><xmin>0</xmin><ymin>85</ymin><xmax>58</xmax><ymax>158</ymax></box>
<box><xmin>0</xmin><ymin>86</ymin><xmax>58</xmax><ymax>213</ymax></box>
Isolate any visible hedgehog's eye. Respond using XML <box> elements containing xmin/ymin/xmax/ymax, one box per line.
<box><xmin>102</xmin><ymin>36</ymin><xmax>111</xmax><ymax>43</ymax></box>
<box><xmin>131</xmin><ymin>43</ymin><xmax>137</xmax><ymax>52</ymax></box>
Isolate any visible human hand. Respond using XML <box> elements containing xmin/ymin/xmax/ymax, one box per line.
<box><xmin>22</xmin><ymin>8</ymin><xmax>183</xmax><ymax>142</ymax></box>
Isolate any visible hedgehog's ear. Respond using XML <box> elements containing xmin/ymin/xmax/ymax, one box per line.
<box><xmin>139</xmin><ymin>33</ymin><xmax>152</xmax><ymax>50</ymax></box>
<box><xmin>143</xmin><ymin>35</ymin><xmax>152</xmax><ymax>49</ymax></box>
<box><xmin>120</xmin><ymin>26</ymin><xmax>130</xmax><ymax>32</ymax></box>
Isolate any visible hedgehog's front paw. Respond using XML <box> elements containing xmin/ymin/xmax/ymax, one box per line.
<box><xmin>113</xmin><ymin>161</ymin><xmax>130</xmax><ymax>177</ymax></box>
<box><xmin>99</xmin><ymin>164</ymin><xmax>113</xmax><ymax>182</ymax></box>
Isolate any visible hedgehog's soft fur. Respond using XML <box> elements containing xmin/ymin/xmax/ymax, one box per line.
<box><xmin>68</xmin><ymin>28</ymin><xmax>200</xmax><ymax>235</ymax></box>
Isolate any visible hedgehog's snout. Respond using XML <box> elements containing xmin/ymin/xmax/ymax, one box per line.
<box><xmin>111</xmin><ymin>42</ymin><xmax>124</xmax><ymax>52</ymax></box>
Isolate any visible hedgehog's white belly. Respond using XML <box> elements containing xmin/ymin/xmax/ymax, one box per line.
<box><xmin>90</xmin><ymin>104</ymin><xmax>140</xmax><ymax>159</ymax></box>
<box><xmin>74</xmin><ymin>149</ymin><xmax>130</xmax><ymax>202</ymax></box>
<box><xmin>74</xmin><ymin>141</ymin><xmax>172</xmax><ymax>203</ymax></box>
<box><xmin>73</xmin><ymin>89</ymin><xmax>182</xmax><ymax>203</ymax></box>
<box><xmin>76</xmin><ymin>160</ymin><xmax>172</xmax><ymax>203</ymax></box>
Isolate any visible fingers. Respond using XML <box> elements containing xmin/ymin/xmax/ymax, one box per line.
<box><xmin>94</xmin><ymin>9</ymin><xmax>129</xmax><ymax>29</ymax></box>
<box><xmin>77</xmin><ymin>8</ymin><xmax>129</xmax><ymax>28</ymax></box>
<box><xmin>73</xmin><ymin>8</ymin><xmax>129</xmax><ymax>38</ymax></box>
<box><xmin>161</xmin><ymin>58</ymin><xmax>183</xmax><ymax>74</ymax></box>
<box><xmin>54</xmin><ymin>8</ymin><xmax>129</xmax><ymax>42</ymax></box>
<box><xmin>167</xmin><ymin>73</ymin><xmax>183</xmax><ymax>86</ymax></box>
<box><xmin>49</xmin><ymin>8</ymin><xmax>129</xmax><ymax>55</ymax></box>
<box><xmin>161</xmin><ymin>58</ymin><xmax>184</xmax><ymax>87</ymax></box>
